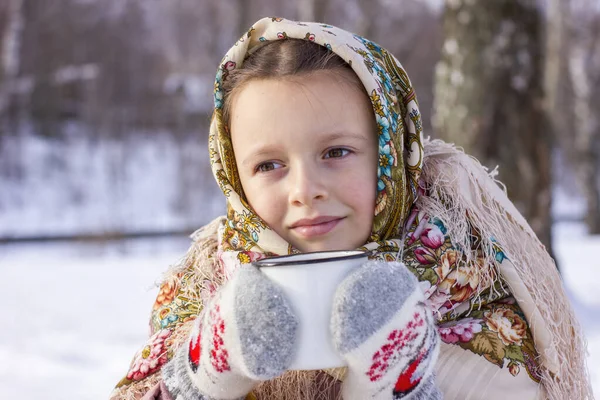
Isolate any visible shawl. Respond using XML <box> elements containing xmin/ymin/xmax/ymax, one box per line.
<box><xmin>110</xmin><ymin>17</ymin><xmax>591</xmax><ymax>400</ymax></box>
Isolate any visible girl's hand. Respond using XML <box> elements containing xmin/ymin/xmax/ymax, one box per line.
<box><xmin>331</xmin><ymin>261</ymin><xmax>441</xmax><ymax>400</ymax></box>
<box><xmin>162</xmin><ymin>265</ymin><xmax>298</xmax><ymax>400</ymax></box>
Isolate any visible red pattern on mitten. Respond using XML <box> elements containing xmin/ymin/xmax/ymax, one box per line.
<box><xmin>209</xmin><ymin>305</ymin><xmax>231</xmax><ymax>373</ymax></box>
<box><xmin>188</xmin><ymin>331</ymin><xmax>202</xmax><ymax>373</ymax></box>
<box><xmin>162</xmin><ymin>265</ymin><xmax>298</xmax><ymax>400</ymax></box>
<box><xmin>368</xmin><ymin>312</ymin><xmax>425</xmax><ymax>382</ymax></box>
<box><xmin>331</xmin><ymin>261</ymin><xmax>441</xmax><ymax>400</ymax></box>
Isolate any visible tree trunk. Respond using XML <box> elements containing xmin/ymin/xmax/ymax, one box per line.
<box><xmin>297</xmin><ymin>0</ymin><xmax>328</xmax><ymax>22</ymax></box>
<box><xmin>235</xmin><ymin>0</ymin><xmax>251</xmax><ymax>38</ymax></box>
<box><xmin>356</xmin><ymin>0</ymin><xmax>378</xmax><ymax>39</ymax></box>
<box><xmin>569</xmin><ymin>43</ymin><xmax>600</xmax><ymax>234</ymax></box>
<box><xmin>0</xmin><ymin>0</ymin><xmax>23</xmax><ymax>114</ymax></box>
<box><xmin>544</xmin><ymin>0</ymin><xmax>569</xmax><ymax>135</ymax></box>
<box><xmin>433</xmin><ymin>0</ymin><xmax>555</xmax><ymax>256</ymax></box>
<box><xmin>546</xmin><ymin>0</ymin><xmax>600</xmax><ymax>235</ymax></box>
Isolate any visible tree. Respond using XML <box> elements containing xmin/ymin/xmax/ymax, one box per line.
<box><xmin>0</xmin><ymin>0</ymin><xmax>24</xmax><ymax>117</ymax></box>
<box><xmin>567</xmin><ymin>1</ymin><xmax>600</xmax><ymax>233</ymax></box>
<box><xmin>355</xmin><ymin>0</ymin><xmax>378</xmax><ymax>39</ymax></box>
<box><xmin>433</xmin><ymin>0</ymin><xmax>554</xmax><ymax>255</ymax></box>
<box><xmin>297</xmin><ymin>0</ymin><xmax>328</xmax><ymax>22</ymax></box>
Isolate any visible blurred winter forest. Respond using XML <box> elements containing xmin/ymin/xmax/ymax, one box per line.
<box><xmin>1</xmin><ymin>0</ymin><xmax>599</xmax><ymax>254</ymax></box>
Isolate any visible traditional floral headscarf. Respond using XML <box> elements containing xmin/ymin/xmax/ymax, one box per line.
<box><xmin>112</xmin><ymin>17</ymin><xmax>591</xmax><ymax>400</ymax></box>
<box><xmin>210</xmin><ymin>17</ymin><xmax>424</xmax><ymax>256</ymax></box>
<box><xmin>208</xmin><ymin>18</ymin><xmax>589</xmax><ymax>400</ymax></box>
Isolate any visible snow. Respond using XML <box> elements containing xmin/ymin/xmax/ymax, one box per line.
<box><xmin>0</xmin><ymin>126</ymin><xmax>223</xmax><ymax>238</ymax></box>
<box><xmin>553</xmin><ymin>223</ymin><xmax>600</xmax><ymax>398</ymax></box>
<box><xmin>450</xmin><ymin>69</ymin><xmax>465</xmax><ymax>86</ymax></box>
<box><xmin>0</xmin><ymin>237</ymin><xmax>188</xmax><ymax>399</ymax></box>
<box><xmin>53</xmin><ymin>64</ymin><xmax>100</xmax><ymax>84</ymax></box>
<box><xmin>443</xmin><ymin>39</ymin><xmax>459</xmax><ymax>56</ymax></box>
<box><xmin>0</xmin><ymin>223</ymin><xmax>598</xmax><ymax>399</ymax></box>
<box><xmin>163</xmin><ymin>73</ymin><xmax>214</xmax><ymax>113</ymax></box>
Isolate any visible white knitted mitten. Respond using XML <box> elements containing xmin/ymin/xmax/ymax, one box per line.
<box><xmin>162</xmin><ymin>265</ymin><xmax>298</xmax><ymax>400</ymax></box>
<box><xmin>331</xmin><ymin>261</ymin><xmax>441</xmax><ymax>400</ymax></box>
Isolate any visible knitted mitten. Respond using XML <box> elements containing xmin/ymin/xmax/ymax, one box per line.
<box><xmin>162</xmin><ymin>265</ymin><xmax>298</xmax><ymax>400</ymax></box>
<box><xmin>331</xmin><ymin>261</ymin><xmax>441</xmax><ymax>400</ymax></box>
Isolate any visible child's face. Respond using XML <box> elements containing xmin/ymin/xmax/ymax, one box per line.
<box><xmin>230</xmin><ymin>70</ymin><xmax>378</xmax><ymax>252</ymax></box>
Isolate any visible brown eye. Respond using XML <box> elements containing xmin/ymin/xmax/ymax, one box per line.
<box><xmin>255</xmin><ymin>161</ymin><xmax>282</xmax><ymax>173</ymax></box>
<box><xmin>257</xmin><ymin>163</ymin><xmax>275</xmax><ymax>172</ymax></box>
<box><xmin>325</xmin><ymin>148</ymin><xmax>350</xmax><ymax>159</ymax></box>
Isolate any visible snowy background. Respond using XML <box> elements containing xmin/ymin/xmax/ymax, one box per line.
<box><xmin>0</xmin><ymin>108</ymin><xmax>596</xmax><ymax>400</ymax></box>
<box><xmin>0</xmin><ymin>127</ymin><xmax>223</xmax><ymax>239</ymax></box>
<box><xmin>0</xmin><ymin>2</ymin><xmax>598</xmax><ymax>398</ymax></box>
<box><xmin>0</xmin><ymin>132</ymin><xmax>597</xmax><ymax>397</ymax></box>
<box><xmin>0</xmin><ymin>220</ymin><xmax>598</xmax><ymax>399</ymax></box>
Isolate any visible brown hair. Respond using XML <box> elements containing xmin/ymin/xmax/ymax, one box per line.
<box><xmin>221</xmin><ymin>39</ymin><xmax>366</xmax><ymax>126</ymax></box>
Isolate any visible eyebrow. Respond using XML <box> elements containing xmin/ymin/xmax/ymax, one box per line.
<box><xmin>318</xmin><ymin>131</ymin><xmax>370</xmax><ymax>144</ymax></box>
<box><xmin>241</xmin><ymin>145</ymin><xmax>282</xmax><ymax>167</ymax></box>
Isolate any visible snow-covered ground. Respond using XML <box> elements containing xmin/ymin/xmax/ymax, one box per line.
<box><xmin>553</xmin><ymin>223</ymin><xmax>600</xmax><ymax>398</ymax></box>
<box><xmin>0</xmin><ymin>223</ymin><xmax>598</xmax><ymax>399</ymax></box>
<box><xmin>0</xmin><ymin>236</ymin><xmax>188</xmax><ymax>399</ymax></box>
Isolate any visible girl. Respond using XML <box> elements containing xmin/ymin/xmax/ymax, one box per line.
<box><xmin>110</xmin><ymin>18</ymin><xmax>591</xmax><ymax>400</ymax></box>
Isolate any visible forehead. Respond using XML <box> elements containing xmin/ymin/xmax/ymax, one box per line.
<box><xmin>229</xmin><ymin>71</ymin><xmax>375</xmax><ymax>145</ymax></box>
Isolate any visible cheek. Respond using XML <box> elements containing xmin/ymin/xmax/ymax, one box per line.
<box><xmin>339</xmin><ymin>168</ymin><xmax>377</xmax><ymax>220</ymax></box>
<box><xmin>242</xmin><ymin>181</ymin><xmax>287</xmax><ymax>228</ymax></box>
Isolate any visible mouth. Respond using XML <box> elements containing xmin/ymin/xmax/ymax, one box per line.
<box><xmin>289</xmin><ymin>216</ymin><xmax>345</xmax><ymax>238</ymax></box>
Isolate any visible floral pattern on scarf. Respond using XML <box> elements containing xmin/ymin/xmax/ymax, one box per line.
<box><xmin>401</xmin><ymin>206</ymin><xmax>542</xmax><ymax>383</ymax></box>
<box><xmin>209</xmin><ymin>17</ymin><xmax>425</xmax><ymax>256</ymax></box>
<box><xmin>112</xmin><ymin>17</ymin><xmax>543</xmax><ymax>396</ymax></box>
<box><xmin>115</xmin><ymin>269</ymin><xmax>206</xmax><ymax>388</ymax></box>
<box><xmin>114</xmin><ymin>201</ymin><xmax>542</xmax><ymax>390</ymax></box>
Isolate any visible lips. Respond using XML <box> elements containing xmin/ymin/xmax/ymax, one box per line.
<box><xmin>289</xmin><ymin>216</ymin><xmax>344</xmax><ymax>238</ymax></box>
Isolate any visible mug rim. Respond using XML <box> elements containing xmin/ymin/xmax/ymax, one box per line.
<box><xmin>254</xmin><ymin>250</ymin><xmax>372</xmax><ymax>267</ymax></box>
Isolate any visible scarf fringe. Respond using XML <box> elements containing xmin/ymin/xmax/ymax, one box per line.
<box><xmin>419</xmin><ymin>138</ymin><xmax>592</xmax><ymax>400</ymax></box>
<box><xmin>252</xmin><ymin>370</ymin><xmax>342</xmax><ymax>400</ymax></box>
<box><xmin>161</xmin><ymin>216</ymin><xmax>226</xmax><ymax>294</ymax></box>
<box><xmin>110</xmin><ymin>372</ymin><xmax>162</xmax><ymax>400</ymax></box>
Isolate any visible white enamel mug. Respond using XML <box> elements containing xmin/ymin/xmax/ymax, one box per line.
<box><xmin>254</xmin><ymin>250</ymin><xmax>370</xmax><ymax>370</ymax></box>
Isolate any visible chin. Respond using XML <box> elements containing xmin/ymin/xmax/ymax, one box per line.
<box><xmin>295</xmin><ymin>241</ymin><xmax>357</xmax><ymax>253</ymax></box>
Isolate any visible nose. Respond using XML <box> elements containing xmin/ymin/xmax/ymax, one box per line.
<box><xmin>288</xmin><ymin>162</ymin><xmax>328</xmax><ymax>207</ymax></box>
